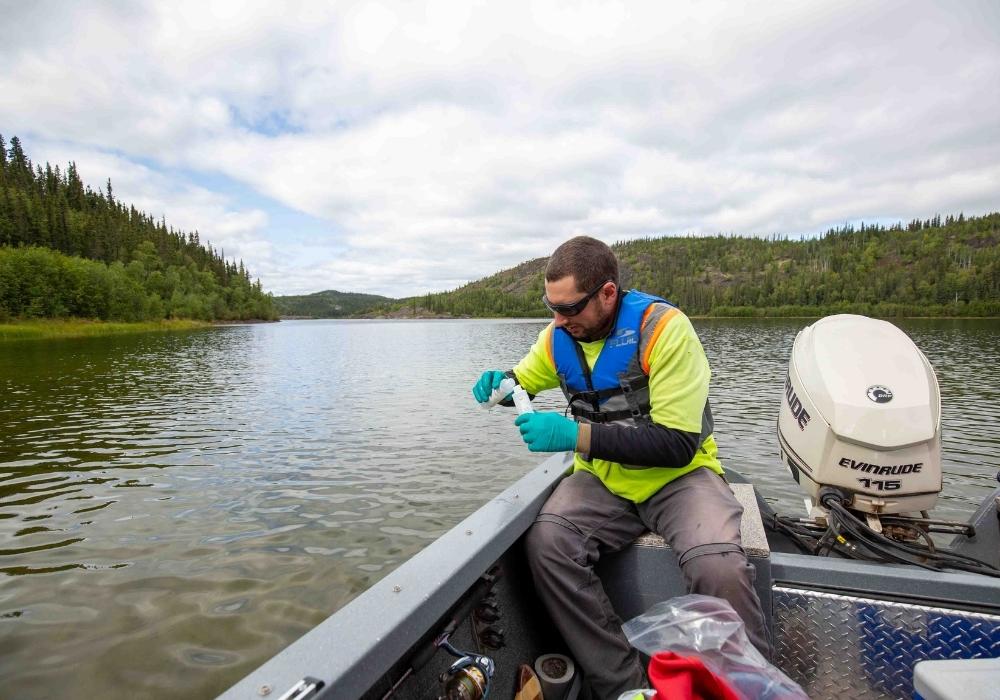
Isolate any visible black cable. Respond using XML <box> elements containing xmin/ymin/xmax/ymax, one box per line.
<box><xmin>826</xmin><ymin>502</ymin><xmax>939</xmax><ymax>568</ymax></box>
<box><xmin>771</xmin><ymin>512</ymin><xmax>875</xmax><ymax>560</ymax></box>
<box><xmin>768</xmin><ymin>513</ymin><xmax>827</xmax><ymax>554</ymax></box>
<box><xmin>838</xmin><ymin>521</ymin><xmax>939</xmax><ymax>570</ymax></box>
<box><xmin>818</xmin><ymin>493</ymin><xmax>950</xmax><ymax>570</ymax></box>
<box><xmin>773</xmin><ymin>489</ymin><xmax>1000</xmax><ymax>577</ymax></box>
<box><xmin>818</xmin><ymin>493</ymin><xmax>1000</xmax><ymax>578</ymax></box>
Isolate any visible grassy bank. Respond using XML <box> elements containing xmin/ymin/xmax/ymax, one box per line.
<box><xmin>0</xmin><ymin>318</ymin><xmax>213</xmax><ymax>341</ymax></box>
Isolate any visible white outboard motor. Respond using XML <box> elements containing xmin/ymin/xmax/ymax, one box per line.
<box><xmin>778</xmin><ymin>314</ymin><xmax>942</xmax><ymax>515</ymax></box>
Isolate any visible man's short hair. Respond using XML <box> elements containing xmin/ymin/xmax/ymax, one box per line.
<box><xmin>545</xmin><ymin>236</ymin><xmax>619</xmax><ymax>291</ymax></box>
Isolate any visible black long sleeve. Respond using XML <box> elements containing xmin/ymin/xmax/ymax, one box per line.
<box><xmin>589</xmin><ymin>421</ymin><xmax>700</xmax><ymax>468</ymax></box>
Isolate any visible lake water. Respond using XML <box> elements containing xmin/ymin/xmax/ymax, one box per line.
<box><xmin>1</xmin><ymin>318</ymin><xmax>998</xmax><ymax>699</ymax></box>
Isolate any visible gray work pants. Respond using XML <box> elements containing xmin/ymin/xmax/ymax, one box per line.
<box><xmin>524</xmin><ymin>467</ymin><xmax>770</xmax><ymax>700</ymax></box>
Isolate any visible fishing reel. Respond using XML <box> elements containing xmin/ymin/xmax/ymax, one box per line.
<box><xmin>437</xmin><ymin>636</ymin><xmax>495</xmax><ymax>700</ymax></box>
<box><xmin>382</xmin><ymin>568</ymin><xmax>502</xmax><ymax>700</ymax></box>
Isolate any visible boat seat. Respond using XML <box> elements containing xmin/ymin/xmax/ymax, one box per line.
<box><xmin>595</xmin><ymin>483</ymin><xmax>773</xmax><ymax>635</ymax></box>
<box><xmin>628</xmin><ymin>483</ymin><xmax>770</xmax><ymax>557</ymax></box>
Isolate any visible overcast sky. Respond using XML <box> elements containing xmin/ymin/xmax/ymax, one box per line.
<box><xmin>2</xmin><ymin>1</ymin><xmax>998</xmax><ymax>297</ymax></box>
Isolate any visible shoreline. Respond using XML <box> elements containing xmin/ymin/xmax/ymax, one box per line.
<box><xmin>4</xmin><ymin>314</ymin><xmax>994</xmax><ymax>342</ymax></box>
<box><xmin>0</xmin><ymin>318</ymin><xmax>215</xmax><ymax>341</ymax></box>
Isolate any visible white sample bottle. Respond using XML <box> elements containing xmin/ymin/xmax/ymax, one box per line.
<box><xmin>511</xmin><ymin>384</ymin><xmax>534</xmax><ymax>415</ymax></box>
<box><xmin>482</xmin><ymin>376</ymin><xmax>517</xmax><ymax>409</ymax></box>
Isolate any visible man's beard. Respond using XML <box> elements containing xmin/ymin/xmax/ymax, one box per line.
<box><xmin>569</xmin><ymin>310</ymin><xmax>617</xmax><ymax>343</ymax></box>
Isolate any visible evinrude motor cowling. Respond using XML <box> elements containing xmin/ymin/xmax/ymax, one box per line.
<box><xmin>778</xmin><ymin>314</ymin><xmax>942</xmax><ymax>515</ymax></box>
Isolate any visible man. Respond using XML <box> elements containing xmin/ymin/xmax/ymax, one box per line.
<box><xmin>472</xmin><ymin>236</ymin><xmax>769</xmax><ymax>699</ymax></box>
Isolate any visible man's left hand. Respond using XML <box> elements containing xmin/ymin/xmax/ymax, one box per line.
<box><xmin>514</xmin><ymin>412</ymin><xmax>579</xmax><ymax>452</ymax></box>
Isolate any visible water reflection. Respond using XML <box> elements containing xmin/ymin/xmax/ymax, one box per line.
<box><xmin>0</xmin><ymin>317</ymin><xmax>997</xmax><ymax>699</ymax></box>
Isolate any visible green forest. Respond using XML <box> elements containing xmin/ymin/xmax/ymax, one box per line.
<box><xmin>273</xmin><ymin>289</ymin><xmax>393</xmax><ymax>318</ymax></box>
<box><xmin>365</xmin><ymin>212</ymin><xmax>1000</xmax><ymax>319</ymax></box>
<box><xmin>0</xmin><ymin>134</ymin><xmax>276</xmax><ymax>322</ymax></box>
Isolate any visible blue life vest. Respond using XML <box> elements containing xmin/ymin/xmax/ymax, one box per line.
<box><xmin>551</xmin><ymin>290</ymin><xmax>673</xmax><ymax>424</ymax></box>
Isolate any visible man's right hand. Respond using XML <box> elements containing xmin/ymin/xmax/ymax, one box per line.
<box><xmin>472</xmin><ymin>370</ymin><xmax>507</xmax><ymax>403</ymax></box>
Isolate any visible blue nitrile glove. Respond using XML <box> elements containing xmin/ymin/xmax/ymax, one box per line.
<box><xmin>473</xmin><ymin>370</ymin><xmax>507</xmax><ymax>403</ymax></box>
<box><xmin>514</xmin><ymin>412</ymin><xmax>579</xmax><ymax>452</ymax></box>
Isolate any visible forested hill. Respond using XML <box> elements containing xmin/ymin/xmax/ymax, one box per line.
<box><xmin>0</xmin><ymin>134</ymin><xmax>276</xmax><ymax>321</ymax></box>
<box><xmin>274</xmin><ymin>289</ymin><xmax>393</xmax><ymax>318</ymax></box>
<box><xmin>372</xmin><ymin>212</ymin><xmax>1000</xmax><ymax>318</ymax></box>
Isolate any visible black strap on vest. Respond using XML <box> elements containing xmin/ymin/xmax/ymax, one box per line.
<box><xmin>567</xmin><ymin>372</ymin><xmax>651</xmax><ymax>422</ymax></box>
<box><xmin>571</xmin><ymin>342</ymin><xmax>600</xmax><ymax>414</ymax></box>
<box><xmin>565</xmin><ymin>382</ymin><xmax>643</xmax><ymax>405</ymax></box>
<box><xmin>570</xmin><ymin>404</ymin><xmax>652</xmax><ymax>423</ymax></box>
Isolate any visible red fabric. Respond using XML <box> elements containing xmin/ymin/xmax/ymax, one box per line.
<box><xmin>647</xmin><ymin>651</ymin><xmax>742</xmax><ymax>700</ymax></box>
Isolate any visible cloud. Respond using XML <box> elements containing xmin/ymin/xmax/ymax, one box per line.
<box><xmin>2</xmin><ymin>0</ymin><xmax>998</xmax><ymax>297</ymax></box>
<box><xmin>26</xmin><ymin>141</ymin><xmax>274</xmax><ymax>272</ymax></box>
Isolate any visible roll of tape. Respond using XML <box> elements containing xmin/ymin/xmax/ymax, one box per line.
<box><xmin>534</xmin><ymin>653</ymin><xmax>575</xmax><ymax>700</ymax></box>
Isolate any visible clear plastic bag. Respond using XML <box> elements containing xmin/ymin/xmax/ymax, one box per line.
<box><xmin>621</xmin><ymin>594</ymin><xmax>809</xmax><ymax>700</ymax></box>
<box><xmin>616</xmin><ymin>691</ymin><xmax>655</xmax><ymax>700</ymax></box>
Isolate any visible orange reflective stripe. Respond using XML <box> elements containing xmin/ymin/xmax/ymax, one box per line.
<box><xmin>640</xmin><ymin>304</ymin><xmax>657</xmax><ymax>332</ymax></box>
<box><xmin>642</xmin><ymin>307</ymin><xmax>680</xmax><ymax>373</ymax></box>
<box><xmin>544</xmin><ymin>324</ymin><xmax>555</xmax><ymax>371</ymax></box>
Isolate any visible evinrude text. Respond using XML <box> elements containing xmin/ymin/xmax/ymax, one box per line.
<box><xmin>784</xmin><ymin>374</ymin><xmax>811</xmax><ymax>430</ymax></box>
<box><xmin>837</xmin><ymin>457</ymin><xmax>923</xmax><ymax>475</ymax></box>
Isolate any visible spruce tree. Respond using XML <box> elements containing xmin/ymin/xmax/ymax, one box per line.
<box><xmin>7</xmin><ymin>136</ymin><xmax>29</xmax><ymax>186</ymax></box>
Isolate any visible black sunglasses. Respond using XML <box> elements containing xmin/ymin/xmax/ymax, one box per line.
<box><xmin>542</xmin><ymin>280</ymin><xmax>612</xmax><ymax>317</ymax></box>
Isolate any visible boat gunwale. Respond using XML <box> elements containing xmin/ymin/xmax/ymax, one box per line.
<box><xmin>770</xmin><ymin>551</ymin><xmax>1000</xmax><ymax>614</ymax></box>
